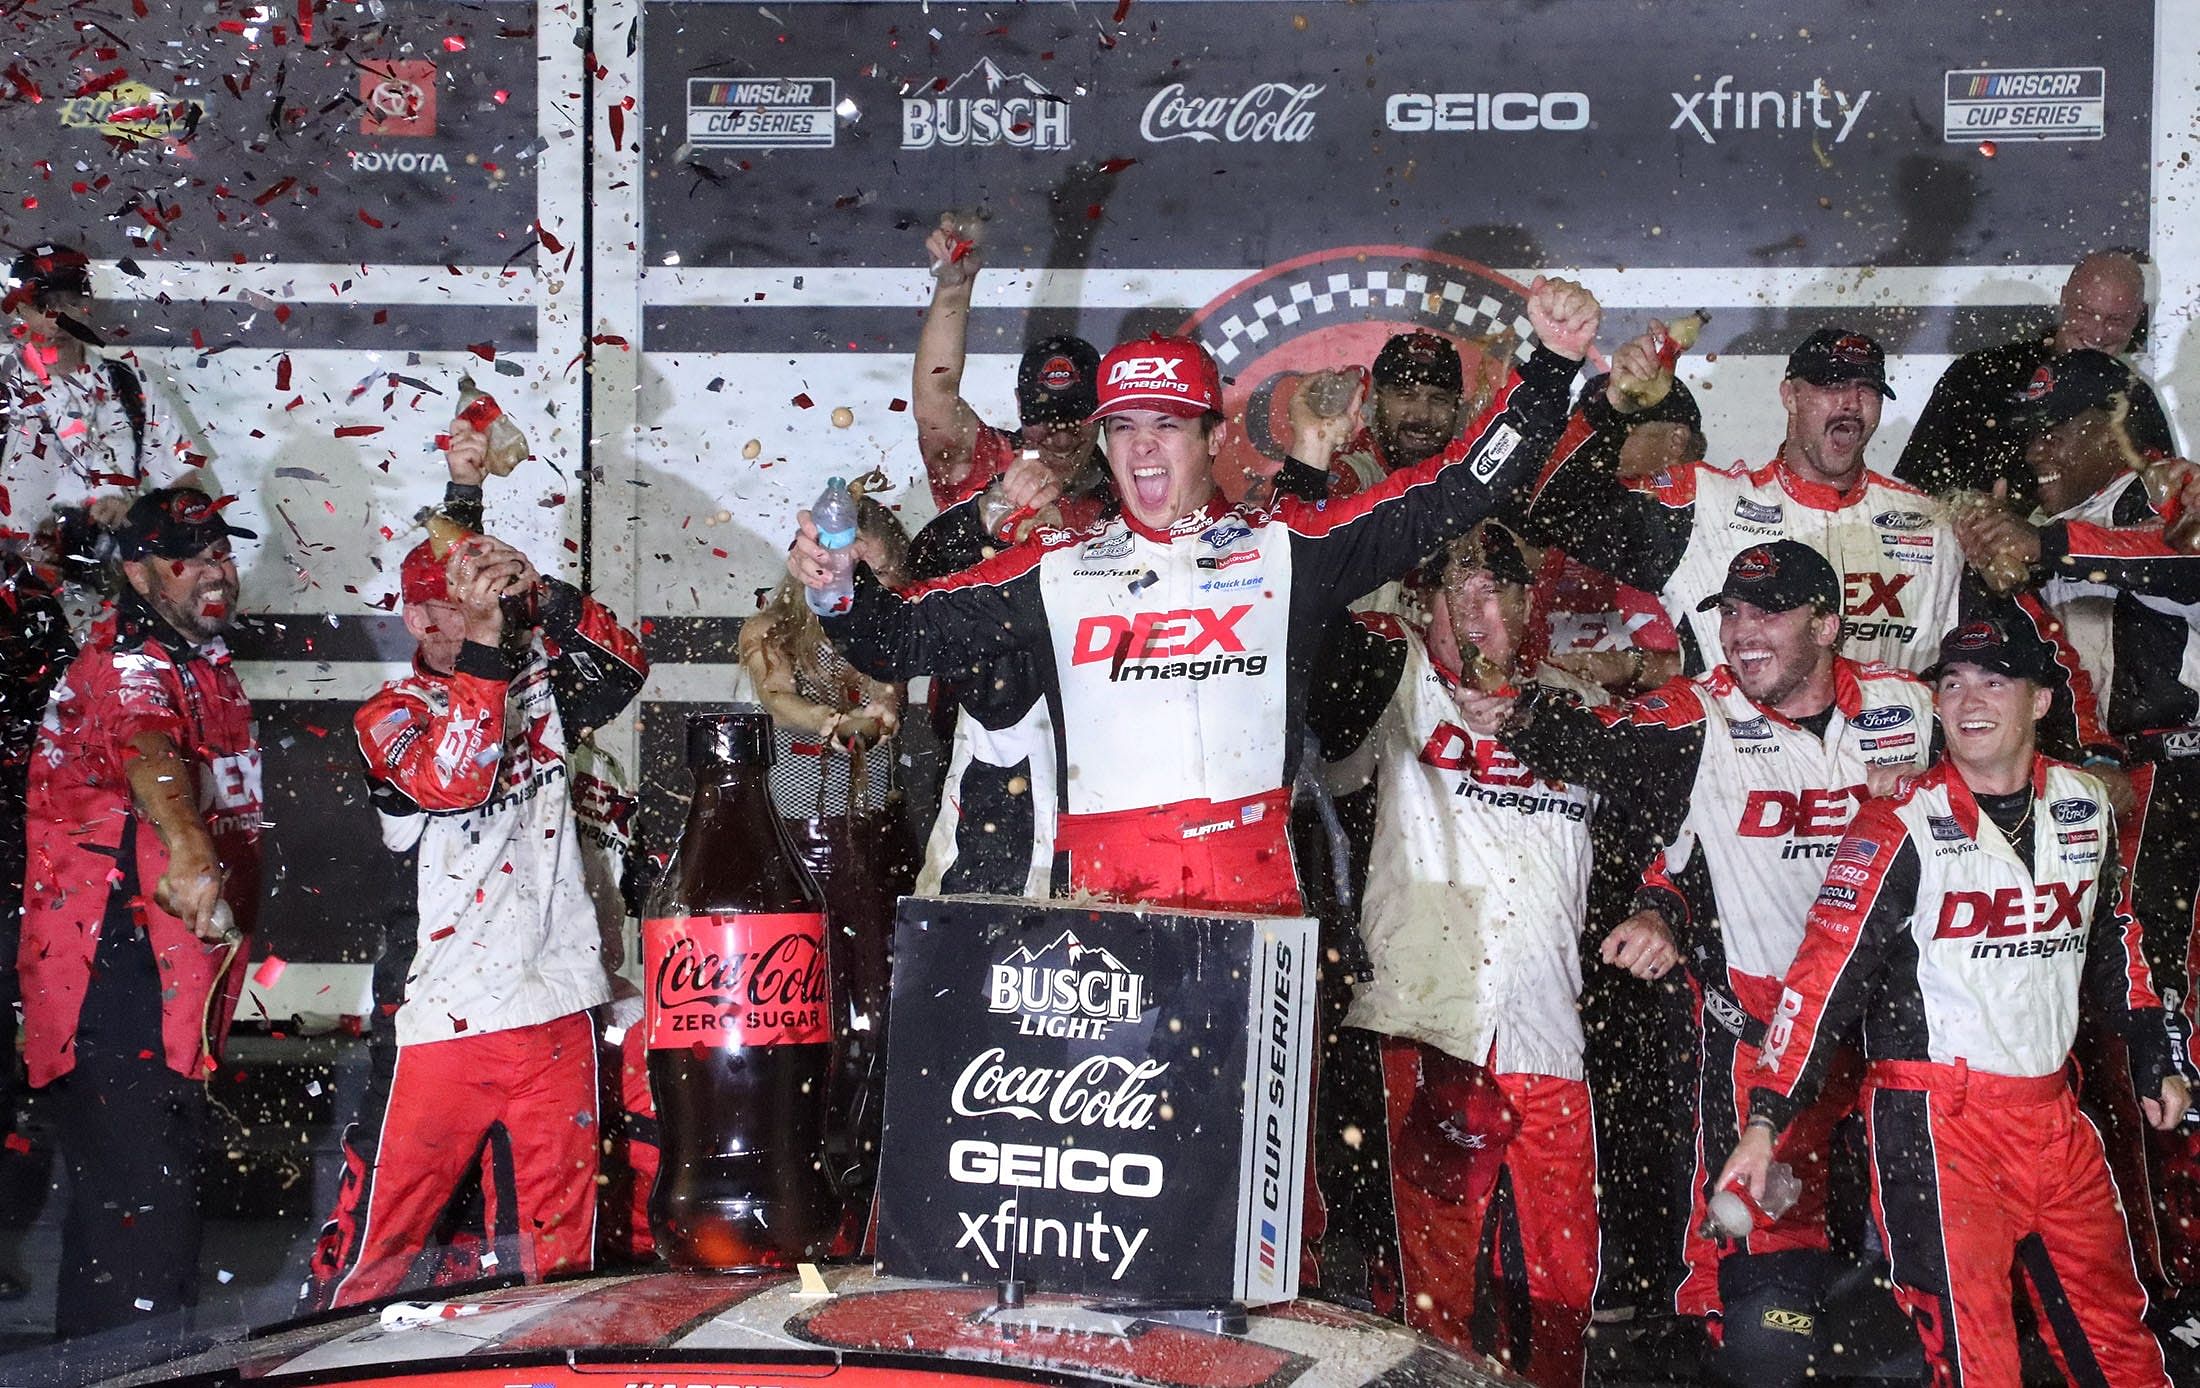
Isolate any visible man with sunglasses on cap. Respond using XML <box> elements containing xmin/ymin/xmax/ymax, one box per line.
<box><xmin>1454</xmin><ymin>540</ymin><xmax>1935</xmax><ymax>1387</ymax></box>
<box><xmin>1719</xmin><ymin>616</ymin><xmax>2191</xmax><ymax>1388</ymax></box>
<box><xmin>18</xmin><ymin>486</ymin><xmax>259</xmax><ymax>1337</ymax></box>
<box><xmin>301</xmin><ymin>475</ymin><xmax>646</xmax><ymax>1309</ymax></box>
<box><xmin>2</xmin><ymin>244</ymin><xmax>208</xmax><ymax>593</ymax></box>
<box><xmin>793</xmin><ymin>274</ymin><xmax>1600</xmax><ymax>914</ymax></box>
<box><xmin>1527</xmin><ymin>325</ymin><xmax>1965</xmax><ymax>677</ymax></box>
<box><xmin>913</xmin><ymin>213</ymin><xmax>1111</xmax><ymax>526</ymax></box>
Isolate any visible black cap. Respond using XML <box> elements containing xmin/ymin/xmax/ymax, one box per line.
<box><xmin>1581</xmin><ymin>371</ymin><xmax>1703</xmax><ymax>433</ymax></box>
<box><xmin>1017</xmin><ymin>335</ymin><xmax>1101</xmax><ymax>425</ymax></box>
<box><xmin>1923</xmin><ymin>618</ymin><xmax>2065</xmax><ymax>685</ymax></box>
<box><xmin>2008</xmin><ymin>348</ymin><xmax>2144</xmax><ymax>434</ymax></box>
<box><xmin>1695</xmin><ymin>540</ymin><xmax>1842</xmax><ymax>616</ymax></box>
<box><xmin>1784</xmin><ymin>327</ymin><xmax>1894</xmax><ymax>399</ymax></box>
<box><xmin>117</xmin><ymin>487</ymin><xmax>257</xmax><ymax>561</ymax></box>
<box><xmin>687</xmin><ymin>707</ymin><xmax>775</xmax><ymax>769</ymax></box>
<box><xmin>1371</xmin><ymin>330</ymin><xmax>1465</xmax><ymax>394</ymax></box>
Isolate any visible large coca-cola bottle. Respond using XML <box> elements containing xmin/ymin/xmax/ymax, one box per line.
<box><xmin>643</xmin><ymin>709</ymin><xmax>841</xmax><ymax>1271</ymax></box>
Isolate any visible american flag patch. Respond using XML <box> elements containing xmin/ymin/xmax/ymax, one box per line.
<box><xmin>1832</xmin><ymin>838</ymin><xmax>1881</xmax><ymax>868</ymax></box>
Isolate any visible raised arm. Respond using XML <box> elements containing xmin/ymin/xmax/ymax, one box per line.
<box><xmin>913</xmin><ymin>214</ymin><xmax>990</xmax><ymax>507</ymax></box>
<box><xmin>1284</xmin><ymin>277</ymin><xmax>1600</xmax><ymax>613</ymax></box>
<box><xmin>539</xmin><ymin>578</ymin><xmax>649</xmax><ymax>736</ymax></box>
<box><xmin>1519</xmin><ymin>328</ymin><xmax>1699</xmax><ymax>593</ymax></box>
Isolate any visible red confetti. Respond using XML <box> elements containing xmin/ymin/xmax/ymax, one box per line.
<box><xmin>252</xmin><ymin>954</ymin><xmax>286</xmax><ymax>988</ymax></box>
<box><xmin>357</xmin><ymin>208</ymin><xmax>384</xmax><ymax>228</ymax></box>
<box><xmin>296</xmin><ymin>0</ymin><xmax>314</xmax><ymax>44</ymax></box>
<box><xmin>534</xmin><ymin>223</ymin><xmax>563</xmax><ymax>253</ymax></box>
<box><xmin>332</xmin><ymin>424</ymin><xmax>383</xmax><ymax>437</ymax></box>
<box><xmin>253</xmin><ymin>177</ymin><xmax>296</xmax><ymax>206</ymax></box>
<box><xmin>467</xmin><ymin>341</ymin><xmax>496</xmax><ymax>360</ymax></box>
<box><xmin>888</xmin><ymin>397</ymin><xmax>909</xmax><ymax>412</ymax></box>
<box><xmin>73</xmin><ymin>68</ymin><xmax>128</xmax><ymax>98</ymax></box>
<box><xmin>1098</xmin><ymin>157</ymin><xmax>1138</xmax><ymax>174</ymax></box>
<box><xmin>442</xmin><ymin>34</ymin><xmax>467</xmax><ymax>52</ymax></box>
<box><xmin>274</xmin><ymin>354</ymin><xmax>291</xmax><ymax>391</ymax></box>
<box><xmin>608</xmin><ymin>103</ymin><xmax>624</xmax><ymax>149</ymax></box>
<box><xmin>791</xmin><ymin>392</ymin><xmax>814</xmax><ymax>409</ymax></box>
<box><xmin>2</xmin><ymin>1134</ymin><xmax>28</xmax><ymax>1155</ymax></box>
<box><xmin>1111</xmin><ymin>0</ymin><xmax>1133</xmax><ymax>20</ymax></box>
<box><xmin>428</xmin><ymin>925</ymin><xmax>456</xmax><ymax>941</ymax></box>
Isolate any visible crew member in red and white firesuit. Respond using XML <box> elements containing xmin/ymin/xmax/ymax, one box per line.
<box><xmin>1720</xmin><ymin>617</ymin><xmax>2193</xmax><ymax>1388</ymax></box>
<box><xmin>791</xmin><ymin>275</ymin><xmax>1602</xmax><ymax>913</ymax></box>
<box><xmin>303</xmin><ymin>483</ymin><xmax>648</xmax><ymax>1308</ymax></box>
<box><xmin>20</xmin><ymin>487</ymin><xmax>260</xmax><ymax>1338</ymax></box>
<box><xmin>1455</xmin><ymin>540</ymin><xmax>1934</xmax><ymax>1385</ymax></box>
<box><xmin>1527</xmin><ymin>326</ymin><xmax>1965</xmax><ymax>675</ymax></box>
<box><xmin>1322</xmin><ymin>525</ymin><xmax>1669</xmax><ymax>1387</ymax></box>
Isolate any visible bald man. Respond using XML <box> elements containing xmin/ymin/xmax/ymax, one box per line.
<box><xmin>1897</xmin><ymin>250</ymin><xmax>2177</xmax><ymax>507</ymax></box>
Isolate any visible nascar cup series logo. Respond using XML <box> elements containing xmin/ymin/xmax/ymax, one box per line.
<box><xmin>1179</xmin><ymin>247</ymin><xmax>1536</xmax><ymax>503</ymax></box>
<box><xmin>987</xmin><ymin>928</ymin><xmax>1147</xmax><ymax>1039</ymax></box>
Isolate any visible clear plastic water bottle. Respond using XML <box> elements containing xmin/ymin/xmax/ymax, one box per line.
<box><xmin>804</xmin><ymin>477</ymin><xmax>860</xmax><ymax>618</ymax></box>
<box><xmin>1706</xmin><ymin>1160</ymin><xmax>1801</xmax><ymax>1239</ymax></box>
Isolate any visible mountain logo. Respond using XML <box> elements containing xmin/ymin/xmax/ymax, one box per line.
<box><xmin>987</xmin><ymin>928</ymin><xmax>1147</xmax><ymax>1038</ymax></box>
<box><xmin>903</xmin><ymin>59</ymin><xmax>1071</xmax><ymax>150</ymax></box>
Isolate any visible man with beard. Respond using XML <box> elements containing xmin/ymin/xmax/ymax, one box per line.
<box><xmin>1527</xmin><ymin>327</ymin><xmax>1965</xmax><ymax>676</ymax></box>
<box><xmin>1283</xmin><ymin>330</ymin><xmax>1471</xmax><ymax>500</ymax></box>
<box><xmin>1454</xmin><ymin>541</ymin><xmax>1935</xmax><ymax>1387</ymax></box>
<box><xmin>1898</xmin><ymin>250</ymin><xmax>2177</xmax><ymax>507</ymax></box>
<box><xmin>1721</xmin><ymin>618</ymin><xmax>2189</xmax><ymax>1388</ymax></box>
<box><xmin>18</xmin><ymin>487</ymin><xmax>261</xmax><ymax>1338</ymax></box>
<box><xmin>912</xmin><ymin>213</ymin><xmax>1106</xmax><ymax>517</ymax></box>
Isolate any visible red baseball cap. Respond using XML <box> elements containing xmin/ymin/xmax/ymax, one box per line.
<box><xmin>400</xmin><ymin>538</ymin><xmax>451</xmax><ymax>607</ymax></box>
<box><xmin>1089</xmin><ymin>334</ymin><xmax>1223</xmax><ymax>422</ymax></box>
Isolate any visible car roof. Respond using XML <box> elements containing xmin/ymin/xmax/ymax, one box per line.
<box><xmin>90</xmin><ymin>1266</ymin><xmax>1511</xmax><ymax>1387</ymax></box>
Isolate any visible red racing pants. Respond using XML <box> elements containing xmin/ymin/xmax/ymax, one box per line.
<box><xmin>1375</xmin><ymin>1037</ymin><xmax>1597</xmax><ymax>1388</ymax></box>
<box><xmin>307</xmin><ymin>1011</ymin><xmax>600</xmax><ymax>1308</ymax></box>
<box><xmin>1679</xmin><ymin>983</ymin><xmax>1860</xmax><ymax>1321</ymax></box>
<box><xmin>1864</xmin><ymin>1061</ymin><xmax>2168</xmax><ymax>1388</ymax></box>
<box><xmin>1055</xmin><ymin>789</ymin><xmax>1302</xmax><ymax>915</ymax></box>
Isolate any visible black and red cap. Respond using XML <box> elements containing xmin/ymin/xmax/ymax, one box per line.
<box><xmin>1923</xmin><ymin>618</ymin><xmax>2065</xmax><ymax>685</ymax></box>
<box><xmin>1371</xmin><ymin>330</ymin><xmax>1464</xmax><ymax>394</ymax></box>
<box><xmin>2008</xmin><ymin>348</ymin><xmax>2146</xmax><ymax>434</ymax></box>
<box><xmin>5</xmin><ymin>243</ymin><xmax>92</xmax><ymax>312</ymax></box>
<box><xmin>1784</xmin><ymin>327</ymin><xmax>1894</xmax><ymax>399</ymax></box>
<box><xmin>1016</xmin><ymin>334</ymin><xmax>1101</xmax><ymax>425</ymax></box>
<box><xmin>118</xmin><ymin>487</ymin><xmax>256</xmax><ymax>561</ymax></box>
<box><xmin>1696</xmin><ymin>539</ymin><xmax>1842</xmax><ymax>615</ymax></box>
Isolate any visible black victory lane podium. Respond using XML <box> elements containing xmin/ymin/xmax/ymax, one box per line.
<box><xmin>875</xmin><ymin>895</ymin><xmax>1317</xmax><ymax>1309</ymax></box>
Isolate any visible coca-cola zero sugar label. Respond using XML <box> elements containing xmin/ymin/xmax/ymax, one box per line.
<box><xmin>643</xmin><ymin>913</ymin><xmax>831</xmax><ymax>1048</ymax></box>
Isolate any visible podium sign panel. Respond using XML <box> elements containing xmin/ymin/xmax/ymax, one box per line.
<box><xmin>876</xmin><ymin>896</ymin><xmax>1316</xmax><ymax>1305</ymax></box>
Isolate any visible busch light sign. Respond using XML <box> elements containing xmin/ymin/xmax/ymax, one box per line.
<box><xmin>877</xmin><ymin>897</ymin><xmax>1315</xmax><ymax>1305</ymax></box>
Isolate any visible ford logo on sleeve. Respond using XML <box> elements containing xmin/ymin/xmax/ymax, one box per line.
<box><xmin>1851</xmin><ymin>706</ymin><xmax>1914</xmax><ymax>732</ymax></box>
<box><xmin>2049</xmin><ymin>798</ymin><xmax>2095</xmax><ymax>825</ymax></box>
<box><xmin>1872</xmin><ymin>509</ymin><xmax>1932</xmax><ymax>531</ymax></box>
